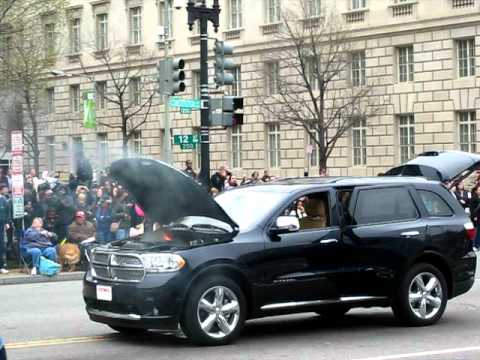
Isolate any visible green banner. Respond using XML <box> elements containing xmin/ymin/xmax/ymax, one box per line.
<box><xmin>83</xmin><ymin>91</ymin><xmax>96</xmax><ymax>129</ymax></box>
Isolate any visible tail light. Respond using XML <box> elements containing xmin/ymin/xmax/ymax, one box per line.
<box><xmin>464</xmin><ymin>222</ymin><xmax>476</xmax><ymax>242</ymax></box>
<box><xmin>163</xmin><ymin>231</ymin><xmax>173</xmax><ymax>242</ymax></box>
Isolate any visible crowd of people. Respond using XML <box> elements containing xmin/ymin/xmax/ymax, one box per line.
<box><xmin>0</xmin><ymin>159</ymin><xmax>275</xmax><ymax>275</ymax></box>
<box><xmin>451</xmin><ymin>178</ymin><xmax>480</xmax><ymax>250</ymax></box>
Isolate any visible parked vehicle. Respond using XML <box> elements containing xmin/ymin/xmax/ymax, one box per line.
<box><xmin>83</xmin><ymin>158</ymin><xmax>476</xmax><ymax>346</ymax></box>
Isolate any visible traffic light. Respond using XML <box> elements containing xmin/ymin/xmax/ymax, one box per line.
<box><xmin>214</xmin><ymin>40</ymin><xmax>235</xmax><ymax>87</ymax></box>
<box><xmin>223</xmin><ymin>96</ymin><xmax>244</xmax><ymax>126</ymax></box>
<box><xmin>157</xmin><ymin>57</ymin><xmax>186</xmax><ymax>95</ymax></box>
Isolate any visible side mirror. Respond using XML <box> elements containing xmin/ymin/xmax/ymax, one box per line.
<box><xmin>270</xmin><ymin>216</ymin><xmax>300</xmax><ymax>236</ymax></box>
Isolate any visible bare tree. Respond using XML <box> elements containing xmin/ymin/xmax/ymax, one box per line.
<box><xmin>0</xmin><ymin>0</ymin><xmax>66</xmax><ymax>172</ymax></box>
<box><xmin>81</xmin><ymin>49</ymin><xmax>157</xmax><ymax>158</ymax></box>
<box><xmin>259</xmin><ymin>1</ymin><xmax>382</xmax><ymax>174</ymax></box>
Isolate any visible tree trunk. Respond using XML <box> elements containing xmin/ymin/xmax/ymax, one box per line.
<box><xmin>24</xmin><ymin>89</ymin><xmax>40</xmax><ymax>174</ymax></box>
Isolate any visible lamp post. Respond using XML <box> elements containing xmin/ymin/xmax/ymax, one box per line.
<box><xmin>187</xmin><ymin>0</ymin><xmax>221</xmax><ymax>188</ymax></box>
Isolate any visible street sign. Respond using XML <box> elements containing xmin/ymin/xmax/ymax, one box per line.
<box><xmin>173</xmin><ymin>134</ymin><xmax>200</xmax><ymax>145</ymax></box>
<box><xmin>11</xmin><ymin>130</ymin><xmax>23</xmax><ymax>154</ymax></box>
<box><xmin>12</xmin><ymin>197</ymin><xmax>24</xmax><ymax>219</ymax></box>
<box><xmin>180</xmin><ymin>143</ymin><xmax>196</xmax><ymax>150</ymax></box>
<box><xmin>11</xmin><ymin>131</ymin><xmax>24</xmax><ymax>219</ymax></box>
<box><xmin>169</xmin><ymin>97</ymin><xmax>201</xmax><ymax>109</ymax></box>
<box><xmin>180</xmin><ymin>107</ymin><xmax>192</xmax><ymax>114</ymax></box>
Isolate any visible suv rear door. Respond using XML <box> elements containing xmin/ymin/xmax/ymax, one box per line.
<box><xmin>341</xmin><ymin>184</ymin><xmax>427</xmax><ymax>297</ymax></box>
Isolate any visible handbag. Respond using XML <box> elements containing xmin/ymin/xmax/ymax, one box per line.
<box><xmin>39</xmin><ymin>256</ymin><xmax>61</xmax><ymax>277</ymax></box>
<box><xmin>110</xmin><ymin>222</ymin><xmax>120</xmax><ymax>233</ymax></box>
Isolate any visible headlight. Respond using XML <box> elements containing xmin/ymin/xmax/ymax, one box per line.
<box><xmin>140</xmin><ymin>253</ymin><xmax>186</xmax><ymax>273</ymax></box>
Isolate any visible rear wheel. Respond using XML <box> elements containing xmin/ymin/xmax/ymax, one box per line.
<box><xmin>108</xmin><ymin>325</ymin><xmax>148</xmax><ymax>335</ymax></box>
<box><xmin>392</xmin><ymin>263</ymin><xmax>447</xmax><ymax>326</ymax></box>
<box><xmin>181</xmin><ymin>276</ymin><xmax>246</xmax><ymax>346</ymax></box>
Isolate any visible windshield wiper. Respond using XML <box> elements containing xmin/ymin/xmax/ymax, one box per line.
<box><xmin>191</xmin><ymin>224</ymin><xmax>230</xmax><ymax>233</ymax></box>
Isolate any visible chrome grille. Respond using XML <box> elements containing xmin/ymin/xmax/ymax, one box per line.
<box><xmin>91</xmin><ymin>251</ymin><xmax>145</xmax><ymax>283</ymax></box>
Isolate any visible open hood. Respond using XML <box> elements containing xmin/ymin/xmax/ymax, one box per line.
<box><xmin>109</xmin><ymin>158</ymin><xmax>238</xmax><ymax>230</ymax></box>
<box><xmin>384</xmin><ymin>151</ymin><xmax>480</xmax><ymax>183</ymax></box>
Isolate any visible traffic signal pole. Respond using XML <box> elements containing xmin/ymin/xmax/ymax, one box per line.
<box><xmin>163</xmin><ymin>36</ymin><xmax>172</xmax><ymax>165</ymax></box>
<box><xmin>187</xmin><ymin>0</ymin><xmax>220</xmax><ymax>189</ymax></box>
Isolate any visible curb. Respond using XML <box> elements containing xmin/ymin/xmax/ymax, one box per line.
<box><xmin>0</xmin><ymin>272</ymin><xmax>84</xmax><ymax>285</ymax></box>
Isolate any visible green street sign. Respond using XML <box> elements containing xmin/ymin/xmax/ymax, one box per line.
<box><xmin>180</xmin><ymin>143</ymin><xmax>196</xmax><ymax>150</ymax></box>
<box><xmin>169</xmin><ymin>97</ymin><xmax>201</xmax><ymax>109</ymax></box>
<box><xmin>173</xmin><ymin>134</ymin><xmax>200</xmax><ymax>145</ymax></box>
<box><xmin>180</xmin><ymin>107</ymin><xmax>192</xmax><ymax>114</ymax></box>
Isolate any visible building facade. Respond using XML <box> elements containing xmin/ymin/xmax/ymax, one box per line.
<box><xmin>39</xmin><ymin>0</ymin><xmax>480</xmax><ymax>178</ymax></box>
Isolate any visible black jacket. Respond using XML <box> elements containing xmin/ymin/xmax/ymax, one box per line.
<box><xmin>0</xmin><ymin>195</ymin><xmax>11</xmax><ymax>224</ymax></box>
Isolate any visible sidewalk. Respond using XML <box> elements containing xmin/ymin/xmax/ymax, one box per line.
<box><xmin>0</xmin><ymin>268</ymin><xmax>84</xmax><ymax>285</ymax></box>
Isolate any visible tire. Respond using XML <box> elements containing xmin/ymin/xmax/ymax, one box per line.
<box><xmin>181</xmin><ymin>276</ymin><xmax>246</xmax><ymax>346</ymax></box>
<box><xmin>316</xmin><ymin>306</ymin><xmax>350</xmax><ymax>319</ymax></box>
<box><xmin>392</xmin><ymin>263</ymin><xmax>448</xmax><ymax>326</ymax></box>
<box><xmin>108</xmin><ymin>325</ymin><xmax>148</xmax><ymax>335</ymax></box>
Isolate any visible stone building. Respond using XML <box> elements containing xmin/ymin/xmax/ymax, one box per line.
<box><xmin>39</xmin><ymin>0</ymin><xmax>480</xmax><ymax>178</ymax></box>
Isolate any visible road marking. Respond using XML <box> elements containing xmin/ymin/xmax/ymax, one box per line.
<box><xmin>353</xmin><ymin>346</ymin><xmax>480</xmax><ymax>360</ymax></box>
<box><xmin>6</xmin><ymin>335</ymin><xmax>111</xmax><ymax>350</ymax></box>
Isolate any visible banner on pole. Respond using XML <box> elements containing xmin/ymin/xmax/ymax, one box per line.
<box><xmin>11</xmin><ymin>131</ymin><xmax>24</xmax><ymax>219</ymax></box>
<box><xmin>83</xmin><ymin>91</ymin><xmax>96</xmax><ymax>129</ymax></box>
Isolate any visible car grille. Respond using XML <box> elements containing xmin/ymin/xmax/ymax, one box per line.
<box><xmin>91</xmin><ymin>251</ymin><xmax>145</xmax><ymax>283</ymax></box>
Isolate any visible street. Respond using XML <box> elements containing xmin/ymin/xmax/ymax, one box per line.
<box><xmin>1</xmin><ymin>261</ymin><xmax>480</xmax><ymax>360</ymax></box>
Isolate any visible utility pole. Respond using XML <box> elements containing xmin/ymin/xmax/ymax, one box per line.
<box><xmin>187</xmin><ymin>0</ymin><xmax>221</xmax><ymax>188</ymax></box>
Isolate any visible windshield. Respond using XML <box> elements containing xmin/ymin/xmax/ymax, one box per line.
<box><xmin>215</xmin><ymin>188</ymin><xmax>287</xmax><ymax>231</ymax></box>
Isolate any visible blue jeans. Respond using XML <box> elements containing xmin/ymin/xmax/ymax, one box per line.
<box><xmin>115</xmin><ymin>229</ymin><xmax>128</xmax><ymax>241</ymax></box>
<box><xmin>23</xmin><ymin>247</ymin><xmax>57</xmax><ymax>269</ymax></box>
<box><xmin>96</xmin><ymin>231</ymin><xmax>112</xmax><ymax>245</ymax></box>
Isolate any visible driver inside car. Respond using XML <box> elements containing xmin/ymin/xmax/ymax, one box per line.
<box><xmin>299</xmin><ymin>198</ymin><xmax>328</xmax><ymax>230</ymax></box>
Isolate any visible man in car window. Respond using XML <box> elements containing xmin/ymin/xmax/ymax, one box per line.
<box><xmin>300</xmin><ymin>198</ymin><xmax>328</xmax><ymax>230</ymax></box>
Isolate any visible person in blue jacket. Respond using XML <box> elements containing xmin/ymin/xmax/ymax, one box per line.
<box><xmin>21</xmin><ymin>218</ymin><xmax>58</xmax><ymax>275</ymax></box>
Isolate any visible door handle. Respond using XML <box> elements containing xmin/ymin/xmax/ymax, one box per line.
<box><xmin>320</xmin><ymin>239</ymin><xmax>338</xmax><ymax>244</ymax></box>
<box><xmin>400</xmin><ymin>231</ymin><xmax>420</xmax><ymax>238</ymax></box>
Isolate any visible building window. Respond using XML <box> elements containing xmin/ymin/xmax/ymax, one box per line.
<box><xmin>267</xmin><ymin>123</ymin><xmax>281</xmax><ymax>168</ymax></box>
<box><xmin>351</xmin><ymin>0</ymin><xmax>366</xmax><ymax>9</ymax></box>
<box><xmin>159</xmin><ymin>0</ymin><xmax>173</xmax><ymax>38</ymax></box>
<box><xmin>308</xmin><ymin>128</ymin><xmax>320</xmax><ymax>168</ymax></box>
<box><xmin>70</xmin><ymin>18</ymin><xmax>81</xmax><ymax>53</ymax></box>
<box><xmin>230</xmin><ymin>67</ymin><xmax>241</xmax><ymax>96</ymax></box>
<box><xmin>265</xmin><ymin>62</ymin><xmax>280</xmax><ymax>95</ymax></box>
<box><xmin>47</xmin><ymin>88</ymin><xmax>55</xmax><ymax>114</ymax></box>
<box><xmin>265</xmin><ymin>0</ymin><xmax>281</xmax><ymax>23</ymax></box>
<box><xmin>96</xmin><ymin>133</ymin><xmax>108</xmax><ymax>169</ymax></box>
<box><xmin>130</xmin><ymin>78</ymin><xmax>141</xmax><ymax>106</ymax></box>
<box><xmin>452</xmin><ymin>0</ymin><xmax>475</xmax><ymax>8</ymax></box>
<box><xmin>352</xmin><ymin>117</ymin><xmax>367</xmax><ymax>166</ymax></box>
<box><xmin>130</xmin><ymin>7</ymin><xmax>142</xmax><ymax>45</ymax></box>
<box><xmin>457</xmin><ymin>38</ymin><xmax>475</xmax><ymax>78</ymax></box>
<box><xmin>229</xmin><ymin>0</ymin><xmax>242</xmax><ymax>29</ymax></box>
<box><xmin>130</xmin><ymin>131</ymin><xmax>142</xmax><ymax>156</ymax></box>
<box><xmin>398</xmin><ymin>46</ymin><xmax>414</xmax><ymax>82</ymax></box>
<box><xmin>44</xmin><ymin>23</ymin><xmax>56</xmax><ymax>53</ymax></box>
<box><xmin>398</xmin><ymin>114</ymin><xmax>415</xmax><ymax>163</ymax></box>
<box><xmin>305</xmin><ymin>57</ymin><xmax>320</xmax><ymax>91</ymax></box>
<box><xmin>46</xmin><ymin>136</ymin><xmax>55</xmax><ymax>172</ymax></box>
<box><xmin>96</xmin><ymin>14</ymin><xmax>108</xmax><ymax>50</ymax></box>
<box><xmin>95</xmin><ymin>82</ymin><xmax>106</xmax><ymax>110</ymax></box>
<box><xmin>458</xmin><ymin>111</ymin><xmax>477</xmax><ymax>153</ymax></box>
<box><xmin>305</xmin><ymin>0</ymin><xmax>321</xmax><ymax>17</ymax></box>
<box><xmin>70</xmin><ymin>85</ymin><xmax>80</xmax><ymax>112</ymax></box>
<box><xmin>231</xmin><ymin>126</ymin><xmax>243</xmax><ymax>169</ymax></box>
<box><xmin>351</xmin><ymin>51</ymin><xmax>366</xmax><ymax>87</ymax></box>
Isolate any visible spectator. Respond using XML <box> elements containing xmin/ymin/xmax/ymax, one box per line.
<box><xmin>454</xmin><ymin>181</ymin><xmax>471</xmax><ymax>213</ymax></box>
<box><xmin>68</xmin><ymin>211</ymin><xmax>95</xmax><ymax>244</ymax></box>
<box><xmin>211</xmin><ymin>166</ymin><xmax>227</xmax><ymax>192</ymax></box>
<box><xmin>261</xmin><ymin>170</ymin><xmax>271</xmax><ymax>183</ymax></box>
<box><xmin>43</xmin><ymin>208</ymin><xmax>63</xmax><ymax>244</ymax></box>
<box><xmin>470</xmin><ymin>185</ymin><xmax>480</xmax><ymax>251</ymax></box>
<box><xmin>0</xmin><ymin>185</ymin><xmax>11</xmax><ymax>274</ymax></box>
<box><xmin>111</xmin><ymin>187</ymin><xmax>131</xmax><ymax>241</ymax></box>
<box><xmin>75</xmin><ymin>192</ymin><xmax>94</xmax><ymax>221</ymax></box>
<box><xmin>22</xmin><ymin>218</ymin><xmax>57</xmax><ymax>275</ymax></box>
<box><xmin>0</xmin><ymin>169</ymin><xmax>9</xmax><ymax>190</ymax></box>
<box><xmin>183</xmin><ymin>160</ymin><xmax>197</xmax><ymax>179</ymax></box>
<box><xmin>95</xmin><ymin>198</ymin><xmax>113</xmax><ymax>244</ymax></box>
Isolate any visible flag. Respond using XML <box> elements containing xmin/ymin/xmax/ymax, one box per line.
<box><xmin>83</xmin><ymin>91</ymin><xmax>96</xmax><ymax>129</ymax></box>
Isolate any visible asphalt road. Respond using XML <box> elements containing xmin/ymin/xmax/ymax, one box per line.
<box><xmin>1</xmin><ymin>261</ymin><xmax>480</xmax><ymax>360</ymax></box>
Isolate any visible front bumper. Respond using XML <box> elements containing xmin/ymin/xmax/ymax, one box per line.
<box><xmin>83</xmin><ymin>270</ymin><xmax>187</xmax><ymax>331</ymax></box>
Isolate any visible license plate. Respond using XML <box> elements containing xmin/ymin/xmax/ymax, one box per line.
<box><xmin>96</xmin><ymin>285</ymin><xmax>112</xmax><ymax>302</ymax></box>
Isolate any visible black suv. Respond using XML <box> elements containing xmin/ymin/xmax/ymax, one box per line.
<box><xmin>83</xmin><ymin>155</ymin><xmax>476</xmax><ymax>346</ymax></box>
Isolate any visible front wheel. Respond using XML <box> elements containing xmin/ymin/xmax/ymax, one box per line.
<box><xmin>392</xmin><ymin>263</ymin><xmax>447</xmax><ymax>326</ymax></box>
<box><xmin>181</xmin><ymin>276</ymin><xmax>246</xmax><ymax>346</ymax></box>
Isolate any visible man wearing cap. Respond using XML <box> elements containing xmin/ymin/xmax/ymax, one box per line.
<box><xmin>68</xmin><ymin>211</ymin><xmax>95</xmax><ymax>245</ymax></box>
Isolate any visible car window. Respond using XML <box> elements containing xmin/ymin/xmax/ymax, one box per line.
<box><xmin>353</xmin><ymin>187</ymin><xmax>418</xmax><ymax>225</ymax></box>
<box><xmin>283</xmin><ymin>192</ymin><xmax>330</xmax><ymax>230</ymax></box>
<box><xmin>418</xmin><ymin>190</ymin><xmax>454</xmax><ymax>217</ymax></box>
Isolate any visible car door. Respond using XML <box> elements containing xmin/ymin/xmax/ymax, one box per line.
<box><xmin>341</xmin><ymin>185</ymin><xmax>427</xmax><ymax>297</ymax></box>
<box><xmin>257</xmin><ymin>189</ymin><xmax>344</xmax><ymax>308</ymax></box>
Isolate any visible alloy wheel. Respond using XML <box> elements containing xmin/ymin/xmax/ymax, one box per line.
<box><xmin>196</xmin><ymin>286</ymin><xmax>241</xmax><ymax>339</ymax></box>
<box><xmin>408</xmin><ymin>272</ymin><xmax>443</xmax><ymax>320</ymax></box>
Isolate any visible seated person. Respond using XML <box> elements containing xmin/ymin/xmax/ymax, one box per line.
<box><xmin>22</xmin><ymin>217</ymin><xmax>58</xmax><ymax>275</ymax></box>
<box><xmin>299</xmin><ymin>198</ymin><xmax>328</xmax><ymax>230</ymax></box>
<box><xmin>68</xmin><ymin>211</ymin><xmax>95</xmax><ymax>244</ymax></box>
